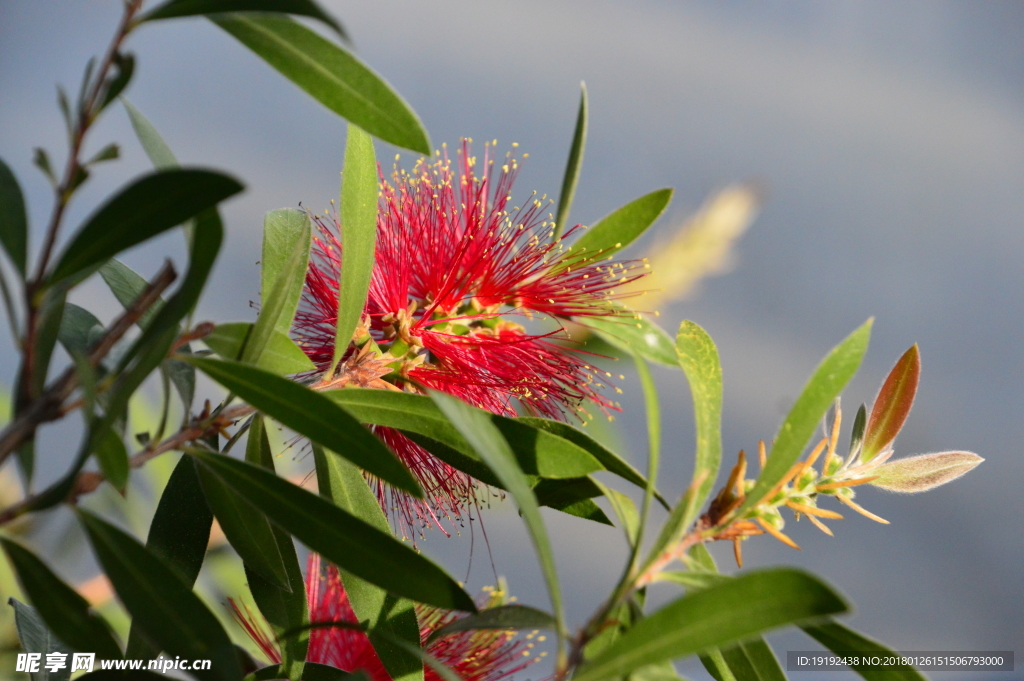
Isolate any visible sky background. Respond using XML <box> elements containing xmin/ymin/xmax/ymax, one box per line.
<box><xmin>1</xmin><ymin>2</ymin><xmax>1022</xmax><ymax>679</ymax></box>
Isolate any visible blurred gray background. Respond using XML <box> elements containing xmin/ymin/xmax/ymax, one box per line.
<box><xmin>1</xmin><ymin>2</ymin><xmax>1022</xmax><ymax>679</ymax></box>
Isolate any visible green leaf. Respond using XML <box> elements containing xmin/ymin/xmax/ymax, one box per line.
<box><xmin>1</xmin><ymin>540</ymin><xmax>122</xmax><ymax>659</ymax></box>
<box><xmin>192</xmin><ymin>451</ymin><xmax>474</xmax><ymax>611</ymax></box>
<box><xmin>246</xmin><ymin>219</ymin><xmax>310</xmax><ymax>369</ymax></box>
<box><xmin>76</xmin><ymin>510</ymin><xmax>241</xmax><ymax>681</ymax></box>
<box><xmin>204</xmin><ymin>322</ymin><xmax>315</xmax><ymax>374</ymax></box>
<box><xmin>573</xmin><ymin>569</ymin><xmax>848</xmax><ymax>681</ymax></box>
<box><xmin>700</xmin><ymin>649</ymin><xmax>738</xmax><ymax>681</ymax></box>
<box><xmin>95</xmin><ymin>426</ymin><xmax>130</xmax><ymax>492</ymax></box>
<box><xmin>8</xmin><ymin>599</ymin><xmax>72</xmax><ymax>681</ymax></box>
<box><xmin>861</xmin><ymin>344</ymin><xmax>919</xmax><ymax>463</ymax></box>
<box><xmin>250</xmin><ymin>664</ymin><xmax>363</xmax><ymax>681</ymax></box>
<box><xmin>580</xmin><ymin>304</ymin><xmax>679</xmax><ymax>366</ymax></box>
<box><xmin>49</xmin><ymin>169</ymin><xmax>241</xmax><ymax>284</ymax></box>
<box><xmin>131</xmin><ymin>208</ymin><xmax>223</xmax><ymax>356</ymax></box>
<box><xmin>552</xmin><ymin>82</ymin><xmax>587</xmax><ymax>240</ymax></box>
<box><xmin>141</xmin><ymin>0</ymin><xmax>348</xmax><ymax>40</ymax></box>
<box><xmin>737</xmin><ymin>319</ymin><xmax>872</xmax><ymax>518</ymax></box>
<box><xmin>312</xmin><ymin>444</ymin><xmax>421</xmax><ymax>681</ymax></box>
<box><xmin>58</xmin><ymin>303</ymin><xmax>103</xmax><ymax>357</ymax></box>
<box><xmin>516</xmin><ymin>417</ymin><xmax>661</xmax><ymax>501</ymax></box>
<box><xmin>331</xmin><ymin>124</ymin><xmax>377</xmax><ymax>375</ymax></box>
<box><xmin>261</xmin><ymin>208</ymin><xmax>312</xmax><ymax>336</ymax></box>
<box><xmin>592</xmin><ymin>479</ymin><xmax>640</xmax><ymax>546</ymax></box>
<box><xmin>801</xmin><ymin>619</ymin><xmax>926</xmax><ymax>681</ymax></box>
<box><xmin>185</xmin><ymin>357</ymin><xmax>421</xmax><ymax>496</ymax></box>
<box><xmin>33</xmin><ymin>148</ymin><xmax>57</xmax><ymax>187</ymax></box>
<box><xmin>324</xmin><ymin>388</ymin><xmax>604</xmax><ymax>481</ymax></box>
<box><xmin>196</xmin><ymin>462</ymin><xmax>292</xmax><ymax>591</ymax></box>
<box><xmin>431</xmin><ymin>392</ymin><xmax>565</xmax><ymax>638</ymax></box>
<box><xmin>126</xmin><ymin>454</ymin><xmax>214</xmax><ymax>658</ymax></box>
<box><xmin>426</xmin><ymin>605</ymin><xmax>556</xmax><ymax>644</ymax></box>
<box><xmin>212</xmin><ymin>14</ymin><xmax>429</xmax><ymax>153</ymax></box>
<box><xmin>245</xmin><ymin>415</ymin><xmax>309</xmax><ymax>676</ymax></box>
<box><xmin>629</xmin><ymin>663</ymin><xmax>689</xmax><ymax>681</ymax></box>
<box><xmin>0</xmin><ymin>156</ymin><xmax>28</xmax><ymax>276</ymax></box>
<box><xmin>849</xmin><ymin>403</ymin><xmax>867</xmax><ymax>457</ymax></box>
<box><xmin>98</xmin><ymin>52</ymin><xmax>135</xmax><ymax>111</ymax></box>
<box><xmin>33</xmin><ymin>287</ymin><xmax>67</xmax><ymax>394</ymax></box>
<box><xmin>86</xmin><ymin>143</ymin><xmax>120</xmax><ymax>165</ymax></box>
<box><xmin>629</xmin><ymin>354</ymin><xmax>661</xmax><ymax>571</ymax></box>
<box><xmin>674</xmin><ymin>320</ymin><xmax>722</xmax><ymax>525</ymax></box>
<box><xmin>566</xmin><ymin>188</ymin><xmax>673</xmax><ymax>262</ymax></box>
<box><xmin>123</xmin><ymin>98</ymin><xmax>178</xmax><ymax>169</ymax></box>
<box><xmin>99</xmin><ymin>259</ymin><xmax>163</xmax><ymax>330</ymax></box>
<box><xmin>714</xmin><ymin>640</ymin><xmax>787</xmax><ymax>681</ymax></box>
<box><xmin>531</xmin><ymin>477</ymin><xmax>612</xmax><ymax>526</ymax></box>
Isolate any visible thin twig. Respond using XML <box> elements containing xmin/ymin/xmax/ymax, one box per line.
<box><xmin>0</xmin><ymin>403</ymin><xmax>255</xmax><ymax>527</ymax></box>
<box><xmin>18</xmin><ymin>0</ymin><xmax>145</xmax><ymax>441</ymax></box>
<box><xmin>0</xmin><ymin>262</ymin><xmax>176</xmax><ymax>465</ymax></box>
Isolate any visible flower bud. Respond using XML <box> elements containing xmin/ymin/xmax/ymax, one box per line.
<box><xmin>869</xmin><ymin>451</ymin><xmax>983</xmax><ymax>493</ymax></box>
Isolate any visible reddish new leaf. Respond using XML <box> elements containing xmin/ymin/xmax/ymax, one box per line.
<box><xmin>861</xmin><ymin>344</ymin><xmax>920</xmax><ymax>462</ymax></box>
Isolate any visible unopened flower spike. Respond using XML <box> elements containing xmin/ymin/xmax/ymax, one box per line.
<box><xmin>693</xmin><ymin>344</ymin><xmax>981</xmax><ymax>567</ymax></box>
<box><xmin>293</xmin><ymin>140</ymin><xmax>648</xmax><ymax>536</ymax></box>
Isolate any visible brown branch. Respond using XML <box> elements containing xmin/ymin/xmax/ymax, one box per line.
<box><xmin>0</xmin><ymin>403</ymin><xmax>255</xmax><ymax>527</ymax></box>
<box><xmin>0</xmin><ymin>262</ymin><xmax>177</xmax><ymax>465</ymax></box>
<box><xmin>18</xmin><ymin>0</ymin><xmax>146</xmax><ymax>449</ymax></box>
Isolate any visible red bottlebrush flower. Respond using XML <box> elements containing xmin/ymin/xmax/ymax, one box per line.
<box><xmin>293</xmin><ymin>141</ymin><xmax>645</xmax><ymax>535</ymax></box>
<box><xmin>232</xmin><ymin>554</ymin><xmax>542</xmax><ymax>681</ymax></box>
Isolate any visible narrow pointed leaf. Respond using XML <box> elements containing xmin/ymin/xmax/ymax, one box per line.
<box><xmin>553</xmin><ymin>82</ymin><xmax>587</xmax><ymax>240</ymax></box>
<box><xmin>192</xmin><ymin>451</ymin><xmax>474</xmax><ymax>611</ymax></box>
<box><xmin>313</xmin><ymin>444</ymin><xmax>422</xmax><ymax>681</ymax></box>
<box><xmin>8</xmin><ymin>599</ymin><xmax>72</xmax><ymax>681</ymax></box>
<box><xmin>737</xmin><ymin>319</ymin><xmax>872</xmax><ymax>518</ymax></box>
<box><xmin>426</xmin><ymin>605</ymin><xmax>556</xmax><ymax>644</ymax></box>
<box><xmin>245</xmin><ymin>415</ymin><xmax>309</xmax><ymax>675</ymax></box>
<box><xmin>76</xmin><ymin>510</ymin><xmax>241</xmax><ymax>681</ymax></box>
<box><xmin>324</xmin><ymin>388</ymin><xmax>608</xmax><ymax>482</ymax></box>
<box><xmin>123</xmin><ymin>99</ymin><xmax>178</xmax><ymax>169</ymax></box>
<box><xmin>0</xmin><ymin>157</ymin><xmax>28</xmax><ymax>276</ymax></box>
<box><xmin>869</xmin><ymin>451</ymin><xmax>983</xmax><ymax>493</ymax></box>
<box><xmin>196</xmin><ymin>463</ymin><xmax>292</xmax><ymax>590</ymax></box>
<box><xmin>516</xmin><ymin>417</ymin><xmax>661</xmax><ymax>502</ymax></box>
<box><xmin>1</xmin><ymin>539</ymin><xmax>122</xmax><ymax>659</ymax></box>
<box><xmin>531</xmin><ymin>477</ymin><xmax>612</xmax><ymax>526</ymax></box>
<box><xmin>717</xmin><ymin>640</ymin><xmax>786</xmax><ymax>681</ymax></box>
<box><xmin>573</xmin><ymin>569</ymin><xmax>848</xmax><ymax>681</ymax></box>
<box><xmin>213</xmin><ymin>14</ymin><xmax>429</xmax><ymax>152</ymax></box>
<box><xmin>431</xmin><ymin>391</ymin><xmax>565</xmax><ymax>636</ymax></box>
<box><xmin>566</xmin><ymin>188</ymin><xmax>673</xmax><ymax>262</ymax></box>
<box><xmin>49</xmin><ymin>169</ymin><xmax>242</xmax><ymax>284</ymax></box>
<box><xmin>261</xmin><ymin>208</ymin><xmax>311</xmax><ymax>336</ymax></box>
<box><xmin>126</xmin><ymin>454</ymin><xmax>214</xmax><ymax>658</ymax></box>
<box><xmin>204</xmin><ymin>322</ymin><xmax>315</xmax><ymax>374</ymax></box>
<box><xmin>58</xmin><ymin>303</ymin><xmax>103</xmax><ymax>356</ymax></box>
<box><xmin>331</xmin><ymin>124</ymin><xmax>377</xmax><ymax>374</ymax></box>
<box><xmin>246</xmin><ymin>212</ymin><xmax>310</xmax><ymax>366</ymax></box>
<box><xmin>95</xmin><ymin>426</ymin><xmax>130</xmax><ymax>492</ymax></box>
<box><xmin>100</xmin><ymin>259</ymin><xmax>164</xmax><ymax>329</ymax></box>
<box><xmin>674</xmin><ymin>320</ymin><xmax>722</xmax><ymax>527</ymax></box>
<box><xmin>141</xmin><ymin>0</ymin><xmax>348</xmax><ymax>39</ymax></box>
<box><xmin>579</xmin><ymin>304</ymin><xmax>678</xmax><ymax>366</ymax></box>
<box><xmin>801</xmin><ymin>619</ymin><xmax>927</xmax><ymax>681</ymax></box>
<box><xmin>849</xmin><ymin>403</ymin><xmax>867</xmax><ymax>455</ymax></box>
<box><xmin>861</xmin><ymin>344</ymin><xmax>920</xmax><ymax>462</ymax></box>
<box><xmin>185</xmin><ymin>357</ymin><xmax>421</xmax><ymax>496</ymax></box>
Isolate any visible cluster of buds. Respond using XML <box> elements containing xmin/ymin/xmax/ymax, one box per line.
<box><xmin>701</xmin><ymin>345</ymin><xmax>982</xmax><ymax>567</ymax></box>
